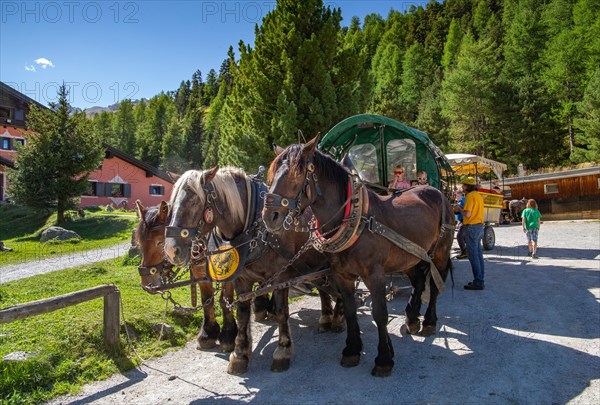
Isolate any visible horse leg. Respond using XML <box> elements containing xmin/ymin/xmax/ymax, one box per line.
<box><xmin>271</xmin><ymin>288</ymin><xmax>293</xmax><ymax>372</ymax></box>
<box><xmin>218</xmin><ymin>282</ymin><xmax>237</xmax><ymax>352</ymax></box>
<box><xmin>421</xmin><ymin>282</ymin><xmax>439</xmax><ymax>337</ymax></box>
<box><xmin>336</xmin><ymin>274</ymin><xmax>362</xmax><ymax>368</ymax></box>
<box><xmin>228</xmin><ymin>281</ymin><xmax>253</xmax><ymax>375</ymax></box>
<box><xmin>404</xmin><ymin>261</ymin><xmax>428</xmax><ymax>335</ymax></box>
<box><xmin>253</xmin><ymin>293</ymin><xmax>271</xmax><ymax>321</ymax></box>
<box><xmin>331</xmin><ymin>297</ymin><xmax>346</xmax><ymax>333</ymax></box>
<box><xmin>196</xmin><ymin>281</ymin><xmax>219</xmax><ymax>350</ymax></box>
<box><xmin>317</xmin><ymin>288</ymin><xmax>334</xmax><ymax>332</ymax></box>
<box><xmin>364</xmin><ymin>275</ymin><xmax>394</xmax><ymax>377</ymax></box>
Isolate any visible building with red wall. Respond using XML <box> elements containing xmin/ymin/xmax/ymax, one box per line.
<box><xmin>1</xmin><ymin>81</ymin><xmax>174</xmax><ymax>209</ymax></box>
<box><xmin>82</xmin><ymin>144</ymin><xmax>174</xmax><ymax>209</ymax></box>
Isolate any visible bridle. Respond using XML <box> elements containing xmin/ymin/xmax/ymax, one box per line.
<box><xmin>165</xmin><ymin>182</ymin><xmax>222</xmax><ymax>261</ymax></box>
<box><xmin>137</xmin><ymin>223</ymin><xmax>179</xmax><ymax>284</ymax></box>
<box><xmin>264</xmin><ymin>161</ymin><xmax>322</xmax><ymax>230</ymax></box>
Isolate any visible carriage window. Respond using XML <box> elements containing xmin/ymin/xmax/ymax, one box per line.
<box><xmin>348</xmin><ymin>143</ymin><xmax>379</xmax><ymax>183</ymax></box>
<box><xmin>386</xmin><ymin>139</ymin><xmax>416</xmax><ymax>182</ymax></box>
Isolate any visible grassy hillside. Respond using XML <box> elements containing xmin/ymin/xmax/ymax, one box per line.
<box><xmin>0</xmin><ymin>205</ymin><xmax>137</xmax><ymax>267</ymax></box>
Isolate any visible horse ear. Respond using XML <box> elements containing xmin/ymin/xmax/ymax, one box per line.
<box><xmin>158</xmin><ymin>200</ymin><xmax>169</xmax><ymax>223</ymax></box>
<box><xmin>273</xmin><ymin>144</ymin><xmax>285</xmax><ymax>156</ymax></box>
<box><xmin>301</xmin><ymin>133</ymin><xmax>321</xmax><ymax>157</ymax></box>
<box><xmin>203</xmin><ymin>166</ymin><xmax>219</xmax><ymax>183</ymax></box>
<box><xmin>167</xmin><ymin>171</ymin><xmax>180</xmax><ymax>183</ymax></box>
<box><xmin>135</xmin><ymin>200</ymin><xmax>145</xmax><ymax>219</ymax></box>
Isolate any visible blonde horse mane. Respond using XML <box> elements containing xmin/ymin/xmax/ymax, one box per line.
<box><xmin>169</xmin><ymin>167</ymin><xmax>246</xmax><ymax>225</ymax></box>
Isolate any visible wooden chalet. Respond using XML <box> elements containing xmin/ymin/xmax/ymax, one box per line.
<box><xmin>0</xmin><ymin>81</ymin><xmax>173</xmax><ymax>209</ymax></box>
<box><xmin>0</xmin><ymin>81</ymin><xmax>46</xmax><ymax>201</ymax></box>
<box><xmin>503</xmin><ymin>167</ymin><xmax>600</xmax><ymax>220</ymax></box>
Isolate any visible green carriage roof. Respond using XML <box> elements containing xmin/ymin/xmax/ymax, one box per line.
<box><xmin>319</xmin><ymin>114</ymin><xmax>453</xmax><ymax>176</ymax></box>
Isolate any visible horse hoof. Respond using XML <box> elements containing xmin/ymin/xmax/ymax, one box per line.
<box><xmin>331</xmin><ymin>320</ymin><xmax>346</xmax><ymax>333</ymax></box>
<box><xmin>254</xmin><ymin>310</ymin><xmax>268</xmax><ymax>322</ymax></box>
<box><xmin>319</xmin><ymin>321</ymin><xmax>332</xmax><ymax>333</ymax></box>
<box><xmin>419</xmin><ymin>325</ymin><xmax>437</xmax><ymax>337</ymax></box>
<box><xmin>340</xmin><ymin>355</ymin><xmax>360</xmax><ymax>368</ymax></box>
<box><xmin>405</xmin><ymin>322</ymin><xmax>421</xmax><ymax>335</ymax></box>
<box><xmin>371</xmin><ymin>365</ymin><xmax>393</xmax><ymax>377</ymax></box>
<box><xmin>219</xmin><ymin>342</ymin><xmax>235</xmax><ymax>353</ymax></box>
<box><xmin>197</xmin><ymin>338</ymin><xmax>218</xmax><ymax>350</ymax></box>
<box><xmin>271</xmin><ymin>358</ymin><xmax>291</xmax><ymax>372</ymax></box>
<box><xmin>227</xmin><ymin>354</ymin><xmax>249</xmax><ymax>375</ymax></box>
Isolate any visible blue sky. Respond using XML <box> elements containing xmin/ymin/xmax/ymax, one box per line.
<box><xmin>1</xmin><ymin>1</ymin><xmax>427</xmax><ymax>109</ymax></box>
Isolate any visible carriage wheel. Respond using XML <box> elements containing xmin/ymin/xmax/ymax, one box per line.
<box><xmin>483</xmin><ymin>225</ymin><xmax>495</xmax><ymax>250</ymax></box>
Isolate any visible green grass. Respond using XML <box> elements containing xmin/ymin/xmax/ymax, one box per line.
<box><xmin>0</xmin><ymin>255</ymin><xmax>208</xmax><ymax>404</ymax></box>
<box><xmin>0</xmin><ymin>205</ymin><xmax>137</xmax><ymax>267</ymax></box>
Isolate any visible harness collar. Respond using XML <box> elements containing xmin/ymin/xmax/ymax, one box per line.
<box><xmin>312</xmin><ymin>175</ymin><xmax>369</xmax><ymax>253</ymax></box>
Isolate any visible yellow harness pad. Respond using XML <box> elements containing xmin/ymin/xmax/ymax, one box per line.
<box><xmin>208</xmin><ymin>244</ymin><xmax>240</xmax><ymax>281</ymax></box>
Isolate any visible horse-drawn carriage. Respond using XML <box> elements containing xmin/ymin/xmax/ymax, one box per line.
<box><xmin>445</xmin><ymin>153</ymin><xmax>508</xmax><ymax>250</ymax></box>
<box><xmin>318</xmin><ymin>114</ymin><xmax>454</xmax><ymax>194</ymax></box>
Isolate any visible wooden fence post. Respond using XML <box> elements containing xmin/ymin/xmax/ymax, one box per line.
<box><xmin>103</xmin><ymin>289</ymin><xmax>121</xmax><ymax>349</ymax></box>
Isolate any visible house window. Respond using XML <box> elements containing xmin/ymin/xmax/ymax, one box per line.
<box><xmin>544</xmin><ymin>183</ymin><xmax>559</xmax><ymax>194</ymax></box>
<box><xmin>14</xmin><ymin>138</ymin><xmax>25</xmax><ymax>148</ymax></box>
<box><xmin>0</xmin><ymin>106</ymin><xmax>11</xmax><ymax>119</ymax></box>
<box><xmin>1</xmin><ymin>138</ymin><xmax>9</xmax><ymax>150</ymax></box>
<box><xmin>149</xmin><ymin>185</ymin><xmax>164</xmax><ymax>195</ymax></box>
<box><xmin>82</xmin><ymin>181</ymin><xmax>98</xmax><ymax>197</ymax></box>
<box><xmin>111</xmin><ymin>183</ymin><xmax>125</xmax><ymax>197</ymax></box>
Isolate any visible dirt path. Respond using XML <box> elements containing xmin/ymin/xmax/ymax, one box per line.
<box><xmin>0</xmin><ymin>242</ymin><xmax>130</xmax><ymax>284</ymax></box>
<box><xmin>49</xmin><ymin>221</ymin><xmax>600</xmax><ymax>404</ymax></box>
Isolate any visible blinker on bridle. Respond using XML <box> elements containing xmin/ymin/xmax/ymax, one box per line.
<box><xmin>264</xmin><ymin>161</ymin><xmax>322</xmax><ymax>229</ymax></box>
<box><xmin>165</xmin><ymin>182</ymin><xmax>220</xmax><ymax>260</ymax></box>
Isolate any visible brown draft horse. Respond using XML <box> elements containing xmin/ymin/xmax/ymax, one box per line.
<box><xmin>263</xmin><ymin>136</ymin><xmax>454</xmax><ymax>377</ymax></box>
<box><xmin>163</xmin><ymin>167</ymin><xmax>343</xmax><ymax>374</ymax></box>
<box><xmin>133</xmin><ymin>201</ymin><xmax>238</xmax><ymax>352</ymax></box>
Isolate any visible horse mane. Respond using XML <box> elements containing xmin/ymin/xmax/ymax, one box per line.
<box><xmin>170</xmin><ymin>167</ymin><xmax>246</xmax><ymax>225</ymax></box>
<box><xmin>134</xmin><ymin>205</ymin><xmax>162</xmax><ymax>245</ymax></box>
<box><xmin>268</xmin><ymin>144</ymin><xmax>348</xmax><ymax>187</ymax></box>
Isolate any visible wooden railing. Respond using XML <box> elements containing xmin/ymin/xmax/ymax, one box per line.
<box><xmin>0</xmin><ymin>284</ymin><xmax>121</xmax><ymax>349</ymax></box>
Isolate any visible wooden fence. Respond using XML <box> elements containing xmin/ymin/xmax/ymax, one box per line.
<box><xmin>0</xmin><ymin>284</ymin><xmax>121</xmax><ymax>349</ymax></box>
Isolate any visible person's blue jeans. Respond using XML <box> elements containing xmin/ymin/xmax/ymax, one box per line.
<box><xmin>466</xmin><ymin>224</ymin><xmax>485</xmax><ymax>286</ymax></box>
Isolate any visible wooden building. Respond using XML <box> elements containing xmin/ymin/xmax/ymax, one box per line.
<box><xmin>0</xmin><ymin>81</ymin><xmax>46</xmax><ymax>201</ymax></box>
<box><xmin>503</xmin><ymin>167</ymin><xmax>600</xmax><ymax>220</ymax></box>
<box><xmin>0</xmin><ymin>81</ymin><xmax>174</xmax><ymax>209</ymax></box>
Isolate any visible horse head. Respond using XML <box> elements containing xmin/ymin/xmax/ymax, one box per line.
<box><xmin>134</xmin><ymin>200</ymin><xmax>172</xmax><ymax>293</ymax></box>
<box><xmin>263</xmin><ymin>135</ymin><xmax>326</xmax><ymax>232</ymax></box>
<box><xmin>164</xmin><ymin>166</ymin><xmax>248</xmax><ymax>267</ymax></box>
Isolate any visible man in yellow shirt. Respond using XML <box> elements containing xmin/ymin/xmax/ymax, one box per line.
<box><xmin>457</xmin><ymin>177</ymin><xmax>485</xmax><ymax>290</ymax></box>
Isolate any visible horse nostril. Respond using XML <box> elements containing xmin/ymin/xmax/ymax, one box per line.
<box><xmin>173</xmin><ymin>247</ymin><xmax>181</xmax><ymax>257</ymax></box>
<box><xmin>272</xmin><ymin>211</ymin><xmax>279</xmax><ymax>222</ymax></box>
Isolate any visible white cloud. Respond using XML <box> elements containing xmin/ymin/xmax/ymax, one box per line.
<box><xmin>25</xmin><ymin>64</ymin><xmax>36</xmax><ymax>72</ymax></box>
<box><xmin>34</xmin><ymin>57</ymin><xmax>55</xmax><ymax>69</ymax></box>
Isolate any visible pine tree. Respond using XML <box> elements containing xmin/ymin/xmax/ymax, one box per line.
<box><xmin>8</xmin><ymin>84</ymin><xmax>103</xmax><ymax>222</ymax></box>
<box><xmin>573</xmin><ymin>68</ymin><xmax>600</xmax><ymax>163</ymax></box>
<box><xmin>399</xmin><ymin>42</ymin><xmax>428</xmax><ymax>123</ymax></box>
<box><xmin>92</xmin><ymin>111</ymin><xmax>114</xmax><ymax>145</ymax></box>
<box><xmin>441</xmin><ymin>19</ymin><xmax>462</xmax><ymax>70</ymax></box>
<box><xmin>161</xmin><ymin>116</ymin><xmax>186</xmax><ymax>172</ymax></box>
<box><xmin>112</xmin><ymin>99</ymin><xmax>136</xmax><ymax>153</ymax></box>
<box><xmin>441</xmin><ymin>33</ymin><xmax>499</xmax><ymax>155</ymax></box>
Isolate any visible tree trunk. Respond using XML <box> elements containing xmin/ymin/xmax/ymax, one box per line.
<box><xmin>57</xmin><ymin>209</ymin><xmax>65</xmax><ymax>223</ymax></box>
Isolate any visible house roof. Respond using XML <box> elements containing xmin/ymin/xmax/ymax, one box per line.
<box><xmin>0</xmin><ymin>155</ymin><xmax>15</xmax><ymax>168</ymax></box>
<box><xmin>103</xmin><ymin>143</ymin><xmax>173</xmax><ymax>183</ymax></box>
<box><xmin>502</xmin><ymin>166</ymin><xmax>600</xmax><ymax>185</ymax></box>
<box><xmin>0</xmin><ymin>81</ymin><xmax>47</xmax><ymax>110</ymax></box>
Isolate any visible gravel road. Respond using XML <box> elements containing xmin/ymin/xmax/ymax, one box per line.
<box><xmin>0</xmin><ymin>242</ymin><xmax>130</xmax><ymax>284</ymax></box>
<box><xmin>47</xmin><ymin>220</ymin><xmax>600</xmax><ymax>404</ymax></box>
